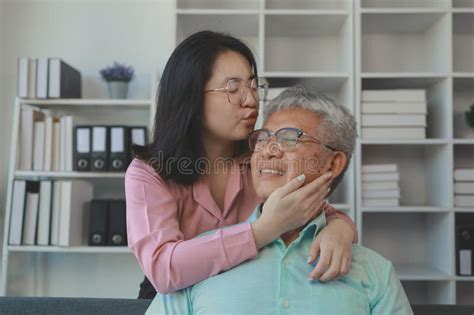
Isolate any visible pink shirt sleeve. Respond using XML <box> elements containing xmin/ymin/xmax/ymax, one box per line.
<box><xmin>125</xmin><ymin>161</ymin><xmax>258</xmax><ymax>294</ymax></box>
<box><xmin>322</xmin><ymin>202</ymin><xmax>359</xmax><ymax>243</ymax></box>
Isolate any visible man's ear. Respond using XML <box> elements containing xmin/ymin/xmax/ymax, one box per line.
<box><xmin>328</xmin><ymin>151</ymin><xmax>347</xmax><ymax>178</ymax></box>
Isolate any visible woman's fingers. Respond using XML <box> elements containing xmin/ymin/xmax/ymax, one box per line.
<box><xmin>308</xmin><ymin>247</ymin><xmax>332</xmax><ymax>281</ymax></box>
<box><xmin>293</xmin><ymin>172</ymin><xmax>332</xmax><ymax>200</ymax></box>
<box><xmin>340</xmin><ymin>254</ymin><xmax>351</xmax><ymax>277</ymax></box>
<box><xmin>319</xmin><ymin>249</ymin><xmax>343</xmax><ymax>282</ymax></box>
<box><xmin>273</xmin><ymin>174</ymin><xmax>306</xmax><ymax>198</ymax></box>
<box><xmin>307</xmin><ymin>236</ymin><xmax>321</xmax><ymax>264</ymax></box>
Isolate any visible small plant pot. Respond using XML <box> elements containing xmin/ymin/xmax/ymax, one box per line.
<box><xmin>107</xmin><ymin>81</ymin><xmax>129</xmax><ymax>99</ymax></box>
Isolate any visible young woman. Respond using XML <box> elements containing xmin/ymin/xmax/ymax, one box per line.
<box><xmin>125</xmin><ymin>31</ymin><xmax>357</xmax><ymax>298</ymax></box>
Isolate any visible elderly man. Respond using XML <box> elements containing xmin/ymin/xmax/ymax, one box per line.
<box><xmin>146</xmin><ymin>86</ymin><xmax>412</xmax><ymax>315</ymax></box>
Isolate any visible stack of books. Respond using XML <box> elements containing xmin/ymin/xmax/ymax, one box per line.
<box><xmin>361</xmin><ymin>89</ymin><xmax>427</xmax><ymax>139</ymax></box>
<box><xmin>17</xmin><ymin>57</ymin><xmax>81</xmax><ymax>99</ymax></box>
<box><xmin>362</xmin><ymin>163</ymin><xmax>400</xmax><ymax>207</ymax></box>
<box><xmin>454</xmin><ymin>168</ymin><xmax>474</xmax><ymax>208</ymax></box>
<box><xmin>19</xmin><ymin>109</ymin><xmax>147</xmax><ymax>172</ymax></box>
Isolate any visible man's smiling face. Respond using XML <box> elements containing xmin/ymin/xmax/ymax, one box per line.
<box><xmin>251</xmin><ymin>108</ymin><xmax>335</xmax><ymax>199</ymax></box>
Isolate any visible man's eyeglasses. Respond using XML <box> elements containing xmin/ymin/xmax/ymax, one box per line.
<box><xmin>248</xmin><ymin>127</ymin><xmax>336</xmax><ymax>152</ymax></box>
<box><xmin>205</xmin><ymin>77</ymin><xmax>269</xmax><ymax>106</ymax></box>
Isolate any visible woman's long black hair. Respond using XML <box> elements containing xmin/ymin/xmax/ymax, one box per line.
<box><xmin>132</xmin><ymin>31</ymin><xmax>258</xmax><ymax>185</ymax></box>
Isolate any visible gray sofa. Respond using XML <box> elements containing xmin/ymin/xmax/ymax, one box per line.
<box><xmin>0</xmin><ymin>297</ymin><xmax>473</xmax><ymax>315</ymax></box>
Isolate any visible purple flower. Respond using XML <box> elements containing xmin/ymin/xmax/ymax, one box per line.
<box><xmin>99</xmin><ymin>62</ymin><xmax>135</xmax><ymax>82</ymax></box>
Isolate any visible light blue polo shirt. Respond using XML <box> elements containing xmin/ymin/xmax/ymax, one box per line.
<box><xmin>146</xmin><ymin>206</ymin><xmax>413</xmax><ymax>315</ymax></box>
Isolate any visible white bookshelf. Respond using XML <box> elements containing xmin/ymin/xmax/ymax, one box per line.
<box><xmin>355</xmin><ymin>0</ymin><xmax>474</xmax><ymax>305</ymax></box>
<box><xmin>177</xmin><ymin>0</ymin><xmax>474</xmax><ymax>305</ymax></box>
<box><xmin>176</xmin><ymin>0</ymin><xmax>473</xmax><ymax>306</ymax></box>
<box><xmin>1</xmin><ymin>91</ymin><xmax>156</xmax><ymax>297</ymax></box>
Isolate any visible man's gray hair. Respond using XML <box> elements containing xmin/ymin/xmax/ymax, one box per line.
<box><xmin>264</xmin><ymin>85</ymin><xmax>357</xmax><ymax>192</ymax></box>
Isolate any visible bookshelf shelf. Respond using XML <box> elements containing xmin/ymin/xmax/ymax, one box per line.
<box><xmin>177</xmin><ymin>0</ymin><xmax>259</xmax><ymax>10</ymax></box>
<box><xmin>454</xmin><ymin>208</ymin><xmax>474</xmax><ymax>213</ymax></box>
<box><xmin>452</xmin><ymin>8</ymin><xmax>474</xmax><ymax>13</ymax></box>
<box><xmin>360</xmin><ymin>139</ymin><xmax>450</xmax><ymax>145</ymax></box>
<box><xmin>8</xmin><ymin>245</ymin><xmax>131</xmax><ymax>254</ymax></box>
<box><xmin>265</xmin><ymin>0</ymin><xmax>350</xmax><ymax>10</ymax></box>
<box><xmin>455</xmin><ymin>276</ymin><xmax>474</xmax><ymax>281</ymax></box>
<box><xmin>14</xmin><ymin>171</ymin><xmax>125</xmax><ymax>180</ymax></box>
<box><xmin>361</xmin><ymin>8</ymin><xmax>449</xmax><ymax>14</ymax></box>
<box><xmin>361</xmin><ymin>72</ymin><xmax>449</xmax><ymax>78</ymax></box>
<box><xmin>396</xmin><ymin>264</ymin><xmax>452</xmax><ymax>281</ymax></box>
<box><xmin>19</xmin><ymin>98</ymin><xmax>152</xmax><ymax>108</ymax></box>
<box><xmin>264</xmin><ymin>9</ymin><xmax>349</xmax><ymax>15</ymax></box>
<box><xmin>263</xmin><ymin>72</ymin><xmax>350</xmax><ymax>78</ymax></box>
<box><xmin>453</xmin><ymin>140</ymin><xmax>474</xmax><ymax>144</ymax></box>
<box><xmin>176</xmin><ymin>9</ymin><xmax>260</xmax><ymax>15</ymax></box>
<box><xmin>361</xmin><ymin>0</ymin><xmax>451</xmax><ymax>9</ymax></box>
<box><xmin>361</xmin><ymin>206</ymin><xmax>452</xmax><ymax>213</ymax></box>
<box><xmin>452</xmin><ymin>72</ymin><xmax>474</xmax><ymax>77</ymax></box>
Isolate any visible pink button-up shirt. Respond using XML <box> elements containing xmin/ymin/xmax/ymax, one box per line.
<box><xmin>125</xmin><ymin>157</ymin><xmax>356</xmax><ymax>294</ymax></box>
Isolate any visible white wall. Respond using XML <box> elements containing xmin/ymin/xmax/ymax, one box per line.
<box><xmin>0</xmin><ymin>0</ymin><xmax>176</xmax><ymax>297</ymax></box>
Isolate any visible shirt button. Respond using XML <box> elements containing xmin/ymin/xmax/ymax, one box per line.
<box><xmin>281</xmin><ymin>299</ymin><xmax>289</xmax><ymax>308</ymax></box>
<box><xmin>283</xmin><ymin>259</ymin><xmax>291</xmax><ymax>266</ymax></box>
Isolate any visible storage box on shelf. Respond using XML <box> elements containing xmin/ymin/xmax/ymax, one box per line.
<box><xmin>1</xmin><ymin>96</ymin><xmax>155</xmax><ymax>297</ymax></box>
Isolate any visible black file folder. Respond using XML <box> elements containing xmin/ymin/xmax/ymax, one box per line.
<box><xmin>457</xmin><ymin>225</ymin><xmax>474</xmax><ymax>276</ymax></box>
<box><xmin>73</xmin><ymin>126</ymin><xmax>91</xmax><ymax>172</ymax></box>
<box><xmin>88</xmin><ymin>200</ymin><xmax>108</xmax><ymax>246</ymax></box>
<box><xmin>108</xmin><ymin>126</ymin><xmax>129</xmax><ymax>172</ymax></box>
<box><xmin>48</xmin><ymin>58</ymin><xmax>82</xmax><ymax>98</ymax></box>
<box><xmin>91</xmin><ymin>126</ymin><xmax>109</xmax><ymax>172</ymax></box>
<box><xmin>107</xmin><ymin>200</ymin><xmax>127</xmax><ymax>246</ymax></box>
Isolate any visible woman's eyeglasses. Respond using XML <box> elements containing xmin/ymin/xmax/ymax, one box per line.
<box><xmin>248</xmin><ymin>127</ymin><xmax>336</xmax><ymax>152</ymax></box>
<box><xmin>205</xmin><ymin>77</ymin><xmax>269</xmax><ymax>105</ymax></box>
